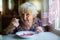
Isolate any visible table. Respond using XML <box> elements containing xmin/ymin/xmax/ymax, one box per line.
<box><xmin>2</xmin><ymin>32</ymin><xmax>60</xmax><ymax>40</ymax></box>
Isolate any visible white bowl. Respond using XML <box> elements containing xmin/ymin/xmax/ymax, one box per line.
<box><xmin>16</xmin><ymin>31</ymin><xmax>36</xmax><ymax>39</ymax></box>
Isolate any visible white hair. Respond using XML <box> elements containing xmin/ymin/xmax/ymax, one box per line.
<box><xmin>19</xmin><ymin>2</ymin><xmax>38</xmax><ymax>17</ymax></box>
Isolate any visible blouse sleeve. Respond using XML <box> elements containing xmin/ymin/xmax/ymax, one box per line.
<box><xmin>3</xmin><ymin>22</ymin><xmax>17</xmax><ymax>34</ymax></box>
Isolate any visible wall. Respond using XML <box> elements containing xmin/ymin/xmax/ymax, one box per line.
<box><xmin>50</xmin><ymin>28</ymin><xmax>60</xmax><ymax>36</ymax></box>
<box><xmin>50</xmin><ymin>22</ymin><xmax>60</xmax><ymax>36</ymax></box>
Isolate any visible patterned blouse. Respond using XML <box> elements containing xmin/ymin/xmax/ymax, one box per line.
<box><xmin>4</xmin><ymin>17</ymin><xmax>42</xmax><ymax>34</ymax></box>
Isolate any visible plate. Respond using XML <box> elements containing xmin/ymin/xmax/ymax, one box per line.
<box><xmin>16</xmin><ymin>31</ymin><xmax>35</xmax><ymax>39</ymax></box>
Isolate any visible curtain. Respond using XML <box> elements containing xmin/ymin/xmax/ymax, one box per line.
<box><xmin>41</xmin><ymin>0</ymin><xmax>49</xmax><ymax>26</ymax></box>
<box><xmin>49</xmin><ymin>0</ymin><xmax>60</xmax><ymax>30</ymax></box>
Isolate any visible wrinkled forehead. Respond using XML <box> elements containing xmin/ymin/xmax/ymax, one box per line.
<box><xmin>19</xmin><ymin>8</ymin><xmax>33</xmax><ymax>14</ymax></box>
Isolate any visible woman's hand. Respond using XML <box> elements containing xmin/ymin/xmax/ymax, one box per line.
<box><xmin>3</xmin><ymin>18</ymin><xmax>19</xmax><ymax>34</ymax></box>
<box><xmin>11</xmin><ymin>18</ymin><xmax>19</xmax><ymax>27</ymax></box>
<box><xmin>34</xmin><ymin>26</ymin><xmax>44</xmax><ymax>32</ymax></box>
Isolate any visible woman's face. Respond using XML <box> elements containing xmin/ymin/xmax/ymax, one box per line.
<box><xmin>19</xmin><ymin>9</ymin><xmax>34</xmax><ymax>28</ymax></box>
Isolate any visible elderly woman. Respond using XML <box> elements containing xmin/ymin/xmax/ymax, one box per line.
<box><xmin>3</xmin><ymin>2</ymin><xmax>44</xmax><ymax>34</ymax></box>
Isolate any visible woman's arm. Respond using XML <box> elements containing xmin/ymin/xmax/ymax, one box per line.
<box><xmin>3</xmin><ymin>18</ymin><xmax>19</xmax><ymax>34</ymax></box>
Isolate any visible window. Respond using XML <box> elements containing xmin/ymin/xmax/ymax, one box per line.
<box><xmin>0</xmin><ymin>0</ymin><xmax>2</xmax><ymax>11</ymax></box>
<box><xmin>8</xmin><ymin>0</ymin><xmax>12</xmax><ymax>9</ymax></box>
<box><xmin>49</xmin><ymin>0</ymin><xmax>60</xmax><ymax>30</ymax></box>
<box><xmin>55</xmin><ymin>18</ymin><xmax>60</xmax><ymax>30</ymax></box>
<box><xmin>54</xmin><ymin>0</ymin><xmax>60</xmax><ymax>30</ymax></box>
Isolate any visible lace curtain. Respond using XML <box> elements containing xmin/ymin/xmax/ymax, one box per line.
<box><xmin>49</xmin><ymin>0</ymin><xmax>60</xmax><ymax>30</ymax></box>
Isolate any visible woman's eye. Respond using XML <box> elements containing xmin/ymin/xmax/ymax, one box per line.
<box><xmin>27</xmin><ymin>14</ymin><xmax>29</xmax><ymax>16</ymax></box>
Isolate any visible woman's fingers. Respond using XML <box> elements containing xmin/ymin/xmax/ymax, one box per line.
<box><xmin>34</xmin><ymin>26</ymin><xmax>44</xmax><ymax>32</ymax></box>
<box><xmin>11</xmin><ymin>18</ymin><xmax>19</xmax><ymax>27</ymax></box>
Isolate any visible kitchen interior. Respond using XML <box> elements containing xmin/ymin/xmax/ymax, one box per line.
<box><xmin>0</xmin><ymin>0</ymin><xmax>60</xmax><ymax>40</ymax></box>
